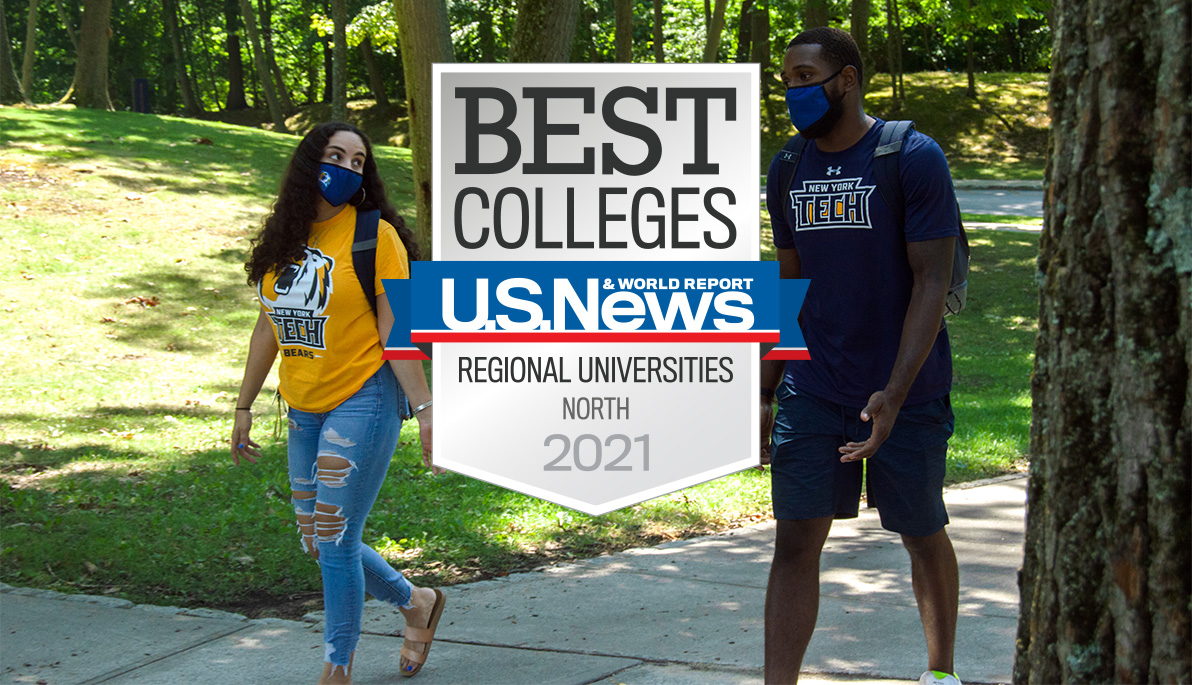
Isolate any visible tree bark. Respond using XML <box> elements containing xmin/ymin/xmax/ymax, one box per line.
<box><xmin>224</xmin><ymin>0</ymin><xmax>247</xmax><ymax>109</ymax></box>
<box><xmin>735</xmin><ymin>0</ymin><xmax>753</xmax><ymax>62</ymax></box>
<box><xmin>614</xmin><ymin>0</ymin><xmax>633</xmax><ymax>62</ymax></box>
<box><xmin>54</xmin><ymin>0</ymin><xmax>78</xmax><ymax>51</ymax></box>
<box><xmin>850</xmin><ymin>0</ymin><xmax>872</xmax><ymax>93</ymax></box>
<box><xmin>509</xmin><ymin>0</ymin><xmax>580</xmax><ymax>63</ymax></box>
<box><xmin>164</xmin><ymin>0</ymin><xmax>201</xmax><ymax>116</ymax></box>
<box><xmin>259</xmin><ymin>0</ymin><xmax>293</xmax><ymax>112</ymax></box>
<box><xmin>805</xmin><ymin>0</ymin><xmax>829</xmax><ymax>27</ymax></box>
<box><xmin>652</xmin><ymin>0</ymin><xmax>664</xmax><ymax>62</ymax></box>
<box><xmin>331</xmin><ymin>0</ymin><xmax>347</xmax><ymax>121</ymax></box>
<box><xmin>702</xmin><ymin>0</ymin><xmax>727</xmax><ymax>62</ymax></box>
<box><xmin>1</xmin><ymin>6</ymin><xmax>29</xmax><ymax>104</ymax></box>
<box><xmin>21</xmin><ymin>0</ymin><xmax>38</xmax><ymax>100</ymax></box>
<box><xmin>392</xmin><ymin>0</ymin><xmax>453</xmax><ymax>255</ymax></box>
<box><xmin>1015</xmin><ymin>0</ymin><xmax>1191</xmax><ymax>678</ymax></box>
<box><xmin>236</xmin><ymin>0</ymin><xmax>287</xmax><ymax>131</ymax></box>
<box><xmin>360</xmin><ymin>35</ymin><xmax>388</xmax><ymax>106</ymax></box>
<box><xmin>61</xmin><ymin>0</ymin><xmax>111</xmax><ymax>109</ymax></box>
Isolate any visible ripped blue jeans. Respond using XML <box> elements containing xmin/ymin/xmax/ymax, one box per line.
<box><xmin>287</xmin><ymin>364</ymin><xmax>414</xmax><ymax>672</ymax></box>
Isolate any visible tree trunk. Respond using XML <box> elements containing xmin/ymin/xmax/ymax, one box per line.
<box><xmin>21</xmin><ymin>0</ymin><xmax>38</xmax><ymax>100</ymax></box>
<box><xmin>1</xmin><ymin>6</ymin><xmax>29</xmax><ymax>104</ymax></box>
<box><xmin>164</xmin><ymin>0</ymin><xmax>201</xmax><ymax>116</ymax></box>
<box><xmin>892</xmin><ymin>0</ymin><xmax>903</xmax><ymax>100</ymax></box>
<box><xmin>479</xmin><ymin>8</ymin><xmax>496</xmax><ymax>61</ymax></box>
<box><xmin>703</xmin><ymin>0</ymin><xmax>711</xmax><ymax>29</ymax></box>
<box><xmin>331</xmin><ymin>0</ymin><xmax>347</xmax><ymax>121</ymax></box>
<box><xmin>1015</xmin><ymin>0</ymin><xmax>1191</xmax><ymax>678</ymax></box>
<box><xmin>224</xmin><ymin>0</ymin><xmax>247</xmax><ymax>109</ymax></box>
<box><xmin>392</xmin><ymin>0</ymin><xmax>453</xmax><ymax>255</ymax></box>
<box><xmin>55</xmin><ymin>0</ymin><xmax>78</xmax><ymax>51</ymax></box>
<box><xmin>805</xmin><ymin>0</ymin><xmax>829</xmax><ymax>27</ymax></box>
<box><xmin>236</xmin><ymin>0</ymin><xmax>287</xmax><ymax>131</ymax></box>
<box><xmin>614</xmin><ymin>0</ymin><xmax>633</xmax><ymax>62</ymax></box>
<box><xmin>653</xmin><ymin>0</ymin><xmax>664</xmax><ymax>62</ymax></box>
<box><xmin>702</xmin><ymin>0</ymin><xmax>727</xmax><ymax>62</ymax></box>
<box><xmin>964</xmin><ymin>0</ymin><xmax>976</xmax><ymax>97</ymax></box>
<box><xmin>735</xmin><ymin>0</ymin><xmax>753</xmax><ymax>62</ymax></box>
<box><xmin>322</xmin><ymin>36</ymin><xmax>333</xmax><ymax>102</ymax></box>
<box><xmin>360</xmin><ymin>35</ymin><xmax>388</xmax><ymax>106</ymax></box>
<box><xmin>61</xmin><ymin>0</ymin><xmax>111</xmax><ymax>109</ymax></box>
<box><xmin>885</xmin><ymin>0</ymin><xmax>899</xmax><ymax>110</ymax></box>
<box><xmin>191</xmin><ymin>0</ymin><xmax>224</xmax><ymax>109</ymax></box>
<box><xmin>509</xmin><ymin>0</ymin><xmax>580</xmax><ymax>63</ymax></box>
<box><xmin>850</xmin><ymin>0</ymin><xmax>872</xmax><ymax>93</ymax></box>
<box><xmin>259</xmin><ymin>0</ymin><xmax>293</xmax><ymax>112</ymax></box>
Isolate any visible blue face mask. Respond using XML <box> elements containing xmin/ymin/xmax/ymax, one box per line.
<box><xmin>317</xmin><ymin>162</ymin><xmax>364</xmax><ymax>207</ymax></box>
<box><xmin>785</xmin><ymin>68</ymin><xmax>844</xmax><ymax>132</ymax></box>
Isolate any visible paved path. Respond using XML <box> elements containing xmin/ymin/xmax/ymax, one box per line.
<box><xmin>953</xmin><ymin>189</ymin><xmax>1042</xmax><ymax>218</ymax></box>
<box><xmin>1</xmin><ymin>476</ymin><xmax>1027</xmax><ymax>684</ymax></box>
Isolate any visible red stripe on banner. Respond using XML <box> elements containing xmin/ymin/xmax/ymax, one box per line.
<box><xmin>410</xmin><ymin>331</ymin><xmax>781</xmax><ymax>343</ymax></box>
<box><xmin>762</xmin><ymin>349</ymin><xmax>811</xmax><ymax>360</ymax></box>
<box><xmin>382</xmin><ymin>350</ymin><xmax>430</xmax><ymax>360</ymax></box>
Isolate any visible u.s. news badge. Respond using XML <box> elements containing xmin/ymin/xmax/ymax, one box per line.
<box><xmin>382</xmin><ymin>64</ymin><xmax>807</xmax><ymax>515</ymax></box>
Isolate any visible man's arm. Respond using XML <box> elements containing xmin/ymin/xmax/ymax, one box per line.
<box><xmin>759</xmin><ymin>247</ymin><xmax>802</xmax><ymax>465</ymax></box>
<box><xmin>838</xmin><ymin>236</ymin><xmax>953</xmax><ymax>462</ymax></box>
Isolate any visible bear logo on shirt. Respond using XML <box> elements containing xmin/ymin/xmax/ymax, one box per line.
<box><xmin>259</xmin><ymin>247</ymin><xmax>334</xmax><ymax>350</ymax></box>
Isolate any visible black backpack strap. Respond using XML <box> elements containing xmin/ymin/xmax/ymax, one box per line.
<box><xmin>776</xmin><ymin>134</ymin><xmax>809</xmax><ymax>203</ymax></box>
<box><xmin>352</xmin><ymin>209</ymin><xmax>381</xmax><ymax>315</ymax></box>
<box><xmin>871</xmin><ymin>120</ymin><xmax>916</xmax><ymax>224</ymax></box>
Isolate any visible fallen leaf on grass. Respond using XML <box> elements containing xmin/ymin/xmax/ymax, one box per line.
<box><xmin>99</xmin><ymin>317</ymin><xmax>115</xmax><ymax>323</ymax></box>
<box><xmin>84</xmin><ymin>561</ymin><xmax>99</xmax><ymax>574</ymax></box>
<box><xmin>124</xmin><ymin>295</ymin><xmax>160</xmax><ymax>307</ymax></box>
<box><xmin>192</xmin><ymin>137</ymin><xmax>214</xmax><ymax>145</ymax></box>
<box><xmin>124</xmin><ymin>192</ymin><xmax>143</xmax><ymax>201</ymax></box>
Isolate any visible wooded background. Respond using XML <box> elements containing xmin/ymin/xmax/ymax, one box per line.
<box><xmin>0</xmin><ymin>0</ymin><xmax>1052</xmax><ymax>115</ymax></box>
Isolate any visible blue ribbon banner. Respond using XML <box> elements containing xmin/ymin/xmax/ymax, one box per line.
<box><xmin>383</xmin><ymin>261</ymin><xmax>808</xmax><ymax>361</ymax></box>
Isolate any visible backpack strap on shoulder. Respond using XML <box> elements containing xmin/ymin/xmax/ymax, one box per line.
<box><xmin>352</xmin><ymin>208</ymin><xmax>382</xmax><ymax>315</ymax></box>
<box><xmin>872</xmin><ymin>120</ymin><xmax>915</xmax><ymax>223</ymax></box>
<box><xmin>776</xmin><ymin>134</ymin><xmax>809</xmax><ymax>201</ymax></box>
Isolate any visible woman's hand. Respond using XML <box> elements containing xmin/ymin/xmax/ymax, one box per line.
<box><xmin>415</xmin><ymin>407</ymin><xmax>442</xmax><ymax>475</ymax></box>
<box><xmin>230</xmin><ymin>409</ymin><xmax>262</xmax><ymax>465</ymax></box>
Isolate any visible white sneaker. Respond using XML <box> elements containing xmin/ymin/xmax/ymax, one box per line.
<box><xmin>918</xmin><ymin>671</ymin><xmax>962</xmax><ymax>685</ymax></box>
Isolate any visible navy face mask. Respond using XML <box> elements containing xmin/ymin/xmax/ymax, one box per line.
<box><xmin>317</xmin><ymin>162</ymin><xmax>363</xmax><ymax>207</ymax></box>
<box><xmin>785</xmin><ymin>68</ymin><xmax>844</xmax><ymax>132</ymax></box>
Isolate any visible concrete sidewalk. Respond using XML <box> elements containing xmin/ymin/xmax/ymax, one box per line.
<box><xmin>1</xmin><ymin>475</ymin><xmax>1027</xmax><ymax>685</ymax></box>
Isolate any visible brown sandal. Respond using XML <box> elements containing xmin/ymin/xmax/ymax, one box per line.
<box><xmin>400</xmin><ymin>588</ymin><xmax>446</xmax><ymax>678</ymax></box>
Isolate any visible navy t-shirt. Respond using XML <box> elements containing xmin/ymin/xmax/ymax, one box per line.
<box><xmin>766</xmin><ymin>119</ymin><xmax>959</xmax><ymax>408</ymax></box>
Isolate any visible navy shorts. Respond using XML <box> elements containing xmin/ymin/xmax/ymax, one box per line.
<box><xmin>769</xmin><ymin>385</ymin><xmax>954</xmax><ymax>537</ymax></box>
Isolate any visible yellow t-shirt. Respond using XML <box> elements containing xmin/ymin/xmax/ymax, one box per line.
<box><xmin>258</xmin><ymin>205</ymin><xmax>410</xmax><ymax>413</ymax></box>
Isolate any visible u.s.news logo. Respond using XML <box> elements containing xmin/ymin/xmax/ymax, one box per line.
<box><xmin>382</xmin><ymin>262</ymin><xmax>809</xmax><ymax>359</ymax></box>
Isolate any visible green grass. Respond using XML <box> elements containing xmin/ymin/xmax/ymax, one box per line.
<box><xmin>961</xmin><ymin>213</ymin><xmax>1043</xmax><ymax>226</ymax></box>
<box><xmin>760</xmin><ymin>71</ymin><xmax>1049</xmax><ymax>180</ymax></box>
<box><xmin>1</xmin><ymin>106</ymin><xmax>1032</xmax><ymax>617</ymax></box>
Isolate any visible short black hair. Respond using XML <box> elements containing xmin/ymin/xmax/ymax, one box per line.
<box><xmin>787</xmin><ymin>27</ymin><xmax>863</xmax><ymax>90</ymax></box>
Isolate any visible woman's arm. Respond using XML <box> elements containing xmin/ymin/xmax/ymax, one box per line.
<box><xmin>376</xmin><ymin>294</ymin><xmax>438</xmax><ymax>474</ymax></box>
<box><xmin>230</xmin><ymin>309</ymin><xmax>279</xmax><ymax>465</ymax></box>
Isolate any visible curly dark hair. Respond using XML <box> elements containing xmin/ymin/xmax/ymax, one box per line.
<box><xmin>788</xmin><ymin>27</ymin><xmax>864</xmax><ymax>91</ymax></box>
<box><xmin>245</xmin><ymin>122</ymin><xmax>422</xmax><ymax>285</ymax></box>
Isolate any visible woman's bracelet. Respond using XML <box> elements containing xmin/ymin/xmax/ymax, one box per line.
<box><xmin>411</xmin><ymin>399</ymin><xmax>433</xmax><ymax>416</ymax></box>
<box><xmin>236</xmin><ymin>407</ymin><xmax>252</xmax><ymax>411</ymax></box>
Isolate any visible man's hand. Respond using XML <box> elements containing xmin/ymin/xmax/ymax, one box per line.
<box><xmin>759</xmin><ymin>396</ymin><xmax>775</xmax><ymax>468</ymax></box>
<box><xmin>838</xmin><ymin>390</ymin><xmax>904</xmax><ymax>462</ymax></box>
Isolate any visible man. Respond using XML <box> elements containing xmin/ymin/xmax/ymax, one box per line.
<box><xmin>759</xmin><ymin>26</ymin><xmax>962</xmax><ymax>685</ymax></box>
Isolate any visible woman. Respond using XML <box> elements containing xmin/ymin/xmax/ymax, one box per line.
<box><xmin>230</xmin><ymin>122</ymin><xmax>445</xmax><ymax>683</ymax></box>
